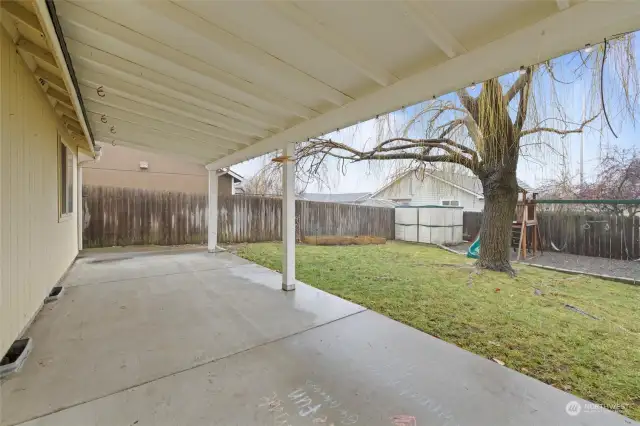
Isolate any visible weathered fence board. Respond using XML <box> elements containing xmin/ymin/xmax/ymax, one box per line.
<box><xmin>462</xmin><ymin>211</ymin><xmax>482</xmax><ymax>240</ymax></box>
<box><xmin>83</xmin><ymin>186</ymin><xmax>395</xmax><ymax>248</ymax></box>
<box><xmin>538</xmin><ymin>212</ymin><xmax>640</xmax><ymax>260</ymax></box>
<box><xmin>462</xmin><ymin>210</ymin><xmax>640</xmax><ymax>260</ymax></box>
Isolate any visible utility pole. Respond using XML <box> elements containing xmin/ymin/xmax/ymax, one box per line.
<box><xmin>579</xmin><ymin>95</ymin><xmax>585</xmax><ymax>187</ymax></box>
<box><xmin>580</xmin><ymin>133</ymin><xmax>584</xmax><ymax>187</ymax></box>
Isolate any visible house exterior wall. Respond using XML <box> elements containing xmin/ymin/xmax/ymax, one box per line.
<box><xmin>218</xmin><ymin>174</ymin><xmax>233</xmax><ymax>196</ymax></box>
<box><xmin>83</xmin><ymin>144</ymin><xmax>208</xmax><ymax>193</ymax></box>
<box><xmin>82</xmin><ymin>144</ymin><xmax>234</xmax><ymax>195</ymax></box>
<box><xmin>0</xmin><ymin>29</ymin><xmax>79</xmax><ymax>357</ymax></box>
<box><xmin>376</xmin><ymin>174</ymin><xmax>485</xmax><ymax>212</ymax></box>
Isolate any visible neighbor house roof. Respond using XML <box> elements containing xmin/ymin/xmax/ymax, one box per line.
<box><xmin>358</xmin><ymin>198</ymin><xmax>399</xmax><ymax>208</ymax></box>
<box><xmin>298</xmin><ymin>192</ymin><xmax>371</xmax><ymax>204</ymax></box>
<box><xmin>220</xmin><ymin>168</ymin><xmax>244</xmax><ymax>183</ymax></box>
<box><xmin>369</xmin><ymin>169</ymin><xmax>531</xmax><ymax>199</ymax></box>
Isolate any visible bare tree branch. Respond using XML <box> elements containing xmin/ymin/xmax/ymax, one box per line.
<box><xmin>435</xmin><ymin>118</ymin><xmax>464</xmax><ymax>138</ymax></box>
<box><xmin>520</xmin><ymin>113</ymin><xmax>599</xmax><ymax>137</ymax></box>
<box><xmin>462</xmin><ymin>114</ymin><xmax>484</xmax><ymax>148</ymax></box>
<box><xmin>504</xmin><ymin>68</ymin><xmax>532</xmax><ymax>103</ymax></box>
<box><xmin>456</xmin><ymin>89</ymin><xmax>478</xmax><ymax>123</ymax></box>
<box><xmin>514</xmin><ymin>68</ymin><xmax>533</xmax><ymax>134</ymax></box>
<box><xmin>298</xmin><ymin>137</ymin><xmax>478</xmax><ymax>171</ymax></box>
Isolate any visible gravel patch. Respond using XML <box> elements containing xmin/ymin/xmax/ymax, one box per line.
<box><xmin>446</xmin><ymin>242</ymin><xmax>639</xmax><ymax>283</ymax></box>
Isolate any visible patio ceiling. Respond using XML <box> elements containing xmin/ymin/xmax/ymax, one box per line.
<box><xmin>45</xmin><ymin>0</ymin><xmax>640</xmax><ymax>166</ymax></box>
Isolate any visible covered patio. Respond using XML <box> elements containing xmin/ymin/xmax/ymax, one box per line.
<box><xmin>3</xmin><ymin>0</ymin><xmax>639</xmax><ymax>292</ymax></box>
<box><xmin>2</xmin><ymin>248</ymin><xmax>634</xmax><ymax>426</ymax></box>
<box><xmin>2</xmin><ymin>1</ymin><xmax>640</xmax><ymax>425</ymax></box>
<box><xmin>49</xmin><ymin>0</ymin><xmax>640</xmax><ymax>291</ymax></box>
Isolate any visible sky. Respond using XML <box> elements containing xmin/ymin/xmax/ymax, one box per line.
<box><xmin>233</xmin><ymin>33</ymin><xmax>640</xmax><ymax>195</ymax></box>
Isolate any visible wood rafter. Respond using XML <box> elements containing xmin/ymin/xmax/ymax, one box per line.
<box><xmin>74</xmin><ymin>67</ymin><xmax>272</xmax><ymax>139</ymax></box>
<box><xmin>401</xmin><ymin>1</ymin><xmax>467</xmax><ymax>58</ymax></box>
<box><xmin>65</xmin><ymin>38</ymin><xmax>296</xmax><ymax>126</ymax></box>
<box><xmin>86</xmin><ymin>112</ymin><xmax>244</xmax><ymax>150</ymax></box>
<box><xmin>47</xmin><ymin>88</ymin><xmax>72</xmax><ymax>106</ymax></box>
<box><xmin>34</xmin><ymin>67</ymin><xmax>66</xmax><ymax>92</ymax></box>
<box><xmin>17</xmin><ymin>38</ymin><xmax>57</xmax><ymax>68</ymax></box>
<box><xmin>56</xmin><ymin>0</ymin><xmax>323</xmax><ymax>118</ymax></box>
<box><xmin>2</xmin><ymin>1</ymin><xmax>44</xmax><ymax>35</ymax></box>
<box><xmin>138</xmin><ymin>0</ymin><xmax>352</xmax><ymax>106</ymax></box>
<box><xmin>80</xmin><ymin>89</ymin><xmax>255</xmax><ymax>145</ymax></box>
<box><xmin>268</xmin><ymin>1</ymin><xmax>397</xmax><ymax>87</ymax></box>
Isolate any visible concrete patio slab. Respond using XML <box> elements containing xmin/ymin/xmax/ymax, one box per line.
<box><xmin>1</xmin><ymin>252</ymin><xmax>364</xmax><ymax>426</ymax></box>
<box><xmin>13</xmin><ymin>310</ymin><xmax>635</xmax><ymax>426</ymax></box>
<box><xmin>63</xmin><ymin>250</ymin><xmax>253</xmax><ymax>287</ymax></box>
<box><xmin>2</xmin><ymin>250</ymin><xmax>636</xmax><ymax>426</ymax></box>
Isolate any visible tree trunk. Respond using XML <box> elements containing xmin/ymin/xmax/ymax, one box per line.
<box><xmin>477</xmin><ymin>166</ymin><xmax>519</xmax><ymax>275</ymax></box>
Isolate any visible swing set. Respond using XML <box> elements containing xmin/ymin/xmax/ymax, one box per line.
<box><xmin>468</xmin><ymin>198</ymin><xmax>640</xmax><ymax>261</ymax></box>
<box><xmin>467</xmin><ymin>188</ymin><xmax>541</xmax><ymax>260</ymax></box>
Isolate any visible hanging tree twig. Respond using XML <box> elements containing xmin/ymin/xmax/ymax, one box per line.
<box><xmin>601</xmin><ymin>38</ymin><xmax>619</xmax><ymax>138</ymax></box>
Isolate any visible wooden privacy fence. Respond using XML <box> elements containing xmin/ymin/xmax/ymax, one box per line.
<box><xmin>537</xmin><ymin>212</ymin><xmax>640</xmax><ymax>260</ymax></box>
<box><xmin>83</xmin><ymin>186</ymin><xmax>395</xmax><ymax>248</ymax></box>
<box><xmin>462</xmin><ymin>211</ymin><xmax>483</xmax><ymax>241</ymax></box>
<box><xmin>462</xmin><ymin>210</ymin><xmax>640</xmax><ymax>260</ymax></box>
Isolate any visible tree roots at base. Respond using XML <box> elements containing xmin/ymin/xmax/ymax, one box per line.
<box><xmin>475</xmin><ymin>259</ymin><xmax>517</xmax><ymax>277</ymax></box>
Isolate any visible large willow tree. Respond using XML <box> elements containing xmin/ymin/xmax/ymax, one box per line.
<box><xmin>296</xmin><ymin>36</ymin><xmax>637</xmax><ymax>275</ymax></box>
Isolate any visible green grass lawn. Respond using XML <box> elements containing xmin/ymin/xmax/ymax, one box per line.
<box><xmin>234</xmin><ymin>241</ymin><xmax>640</xmax><ymax>420</ymax></box>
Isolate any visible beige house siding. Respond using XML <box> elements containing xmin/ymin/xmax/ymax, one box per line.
<box><xmin>0</xmin><ymin>29</ymin><xmax>79</xmax><ymax>357</ymax></box>
<box><xmin>83</xmin><ymin>144</ymin><xmax>234</xmax><ymax>194</ymax></box>
<box><xmin>377</xmin><ymin>174</ymin><xmax>485</xmax><ymax>212</ymax></box>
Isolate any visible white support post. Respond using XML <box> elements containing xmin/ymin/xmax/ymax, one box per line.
<box><xmin>282</xmin><ymin>143</ymin><xmax>296</xmax><ymax>291</ymax></box>
<box><xmin>77</xmin><ymin>165</ymin><xmax>83</xmax><ymax>250</ymax></box>
<box><xmin>208</xmin><ymin>169</ymin><xmax>218</xmax><ymax>253</ymax></box>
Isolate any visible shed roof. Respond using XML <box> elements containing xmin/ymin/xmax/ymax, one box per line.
<box><xmin>298</xmin><ymin>192</ymin><xmax>371</xmax><ymax>204</ymax></box>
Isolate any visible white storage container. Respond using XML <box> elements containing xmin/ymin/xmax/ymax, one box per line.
<box><xmin>395</xmin><ymin>205</ymin><xmax>463</xmax><ymax>244</ymax></box>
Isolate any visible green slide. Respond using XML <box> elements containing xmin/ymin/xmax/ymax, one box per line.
<box><xmin>467</xmin><ymin>235</ymin><xmax>480</xmax><ymax>259</ymax></box>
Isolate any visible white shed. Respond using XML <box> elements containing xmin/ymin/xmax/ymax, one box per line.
<box><xmin>395</xmin><ymin>205</ymin><xmax>463</xmax><ymax>245</ymax></box>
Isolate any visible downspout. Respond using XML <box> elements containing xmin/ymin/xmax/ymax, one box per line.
<box><xmin>77</xmin><ymin>146</ymin><xmax>102</xmax><ymax>250</ymax></box>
